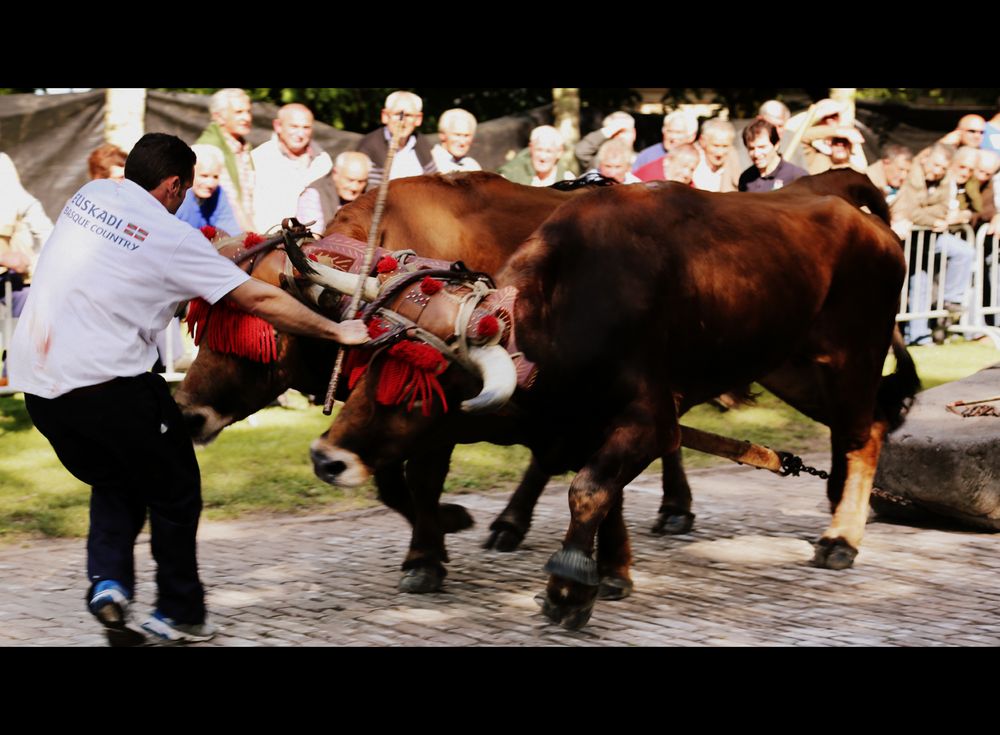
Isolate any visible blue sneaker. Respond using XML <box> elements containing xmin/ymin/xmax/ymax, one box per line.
<box><xmin>88</xmin><ymin>580</ymin><xmax>146</xmax><ymax>647</ymax></box>
<box><xmin>141</xmin><ymin>610</ymin><xmax>217</xmax><ymax>644</ymax></box>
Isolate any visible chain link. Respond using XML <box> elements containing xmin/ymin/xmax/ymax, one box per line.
<box><xmin>776</xmin><ymin>451</ymin><xmax>829</xmax><ymax>480</ymax></box>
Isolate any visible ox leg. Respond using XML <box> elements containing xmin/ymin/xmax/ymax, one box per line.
<box><xmin>596</xmin><ymin>487</ymin><xmax>633</xmax><ymax>601</ymax></box>
<box><xmin>375</xmin><ymin>459</ymin><xmax>473</xmax><ymax>536</ymax></box>
<box><xmin>398</xmin><ymin>445</ymin><xmax>457</xmax><ymax>594</ymax></box>
<box><xmin>484</xmin><ymin>456</ymin><xmax>550</xmax><ymax>552</ymax></box>
<box><xmin>539</xmin><ymin>399</ymin><xmax>668</xmax><ymax>630</ymax></box>
<box><xmin>813</xmin><ymin>421</ymin><xmax>887</xmax><ymax>570</ymax></box>
<box><xmin>761</xmin><ymin>355</ymin><xmax>887</xmax><ymax>570</ymax></box>
<box><xmin>651</xmin><ymin>449</ymin><xmax>695</xmax><ymax>535</ymax></box>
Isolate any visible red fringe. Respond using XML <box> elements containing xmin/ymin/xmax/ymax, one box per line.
<box><xmin>184</xmin><ymin>297</ymin><xmax>277</xmax><ymax>363</ymax></box>
<box><xmin>375</xmin><ymin>341</ymin><xmax>449</xmax><ymax>416</ymax></box>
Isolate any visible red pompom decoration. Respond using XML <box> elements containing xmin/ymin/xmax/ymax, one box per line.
<box><xmin>376</xmin><ymin>256</ymin><xmax>398</xmax><ymax>274</ymax></box>
<box><xmin>368</xmin><ymin>319</ymin><xmax>391</xmax><ymax>338</ymax></box>
<box><xmin>420</xmin><ymin>277</ymin><xmax>443</xmax><ymax>295</ymax></box>
<box><xmin>476</xmin><ymin>315</ymin><xmax>500</xmax><ymax>340</ymax></box>
<box><xmin>200</xmin><ymin>225</ymin><xmax>218</xmax><ymax>240</ymax></box>
<box><xmin>243</xmin><ymin>232</ymin><xmax>265</xmax><ymax>247</ymax></box>
<box><xmin>307</xmin><ymin>253</ymin><xmax>318</xmax><ymax>261</ymax></box>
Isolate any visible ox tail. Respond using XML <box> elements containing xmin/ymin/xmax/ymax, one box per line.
<box><xmin>877</xmin><ymin>325</ymin><xmax>921</xmax><ymax>432</ymax></box>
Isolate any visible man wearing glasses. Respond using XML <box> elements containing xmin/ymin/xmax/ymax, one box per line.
<box><xmin>355</xmin><ymin>91</ymin><xmax>438</xmax><ymax>191</ymax></box>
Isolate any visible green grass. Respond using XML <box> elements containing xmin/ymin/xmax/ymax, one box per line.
<box><xmin>1</xmin><ymin>339</ymin><xmax>996</xmax><ymax>544</ymax></box>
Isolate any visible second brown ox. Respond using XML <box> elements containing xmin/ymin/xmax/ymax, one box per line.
<box><xmin>311</xmin><ymin>176</ymin><xmax>919</xmax><ymax>629</ymax></box>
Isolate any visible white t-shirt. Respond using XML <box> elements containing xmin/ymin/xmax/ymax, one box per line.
<box><xmin>9</xmin><ymin>178</ymin><xmax>250</xmax><ymax>398</ymax></box>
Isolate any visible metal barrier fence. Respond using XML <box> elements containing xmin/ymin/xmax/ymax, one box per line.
<box><xmin>896</xmin><ymin>223</ymin><xmax>1000</xmax><ymax>348</ymax></box>
<box><xmin>0</xmin><ymin>277</ymin><xmax>17</xmax><ymax>395</ymax></box>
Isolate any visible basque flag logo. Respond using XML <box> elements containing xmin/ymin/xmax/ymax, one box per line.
<box><xmin>124</xmin><ymin>223</ymin><xmax>149</xmax><ymax>242</ymax></box>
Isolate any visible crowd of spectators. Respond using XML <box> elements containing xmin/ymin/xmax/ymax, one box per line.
<box><xmin>5</xmin><ymin>89</ymin><xmax>1000</xmax><ymax>364</ymax></box>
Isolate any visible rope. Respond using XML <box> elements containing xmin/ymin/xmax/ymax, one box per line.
<box><xmin>946</xmin><ymin>395</ymin><xmax>1000</xmax><ymax>417</ymax></box>
<box><xmin>323</xmin><ymin>113</ymin><xmax>406</xmax><ymax>415</ymax></box>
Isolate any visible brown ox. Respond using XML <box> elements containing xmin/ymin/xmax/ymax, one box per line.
<box><xmin>311</xmin><ymin>174</ymin><xmax>919</xmax><ymax>628</ymax></box>
<box><xmin>174</xmin><ymin>173</ymin><xmax>598</xmax><ymax>581</ymax></box>
<box><xmin>176</xmin><ymin>172</ymin><xmax>575</xmax><ymax>442</ymax></box>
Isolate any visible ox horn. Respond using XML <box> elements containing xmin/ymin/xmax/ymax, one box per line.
<box><xmin>461</xmin><ymin>345</ymin><xmax>517</xmax><ymax>413</ymax></box>
<box><xmin>303</xmin><ymin>260</ymin><xmax>381</xmax><ymax>302</ymax></box>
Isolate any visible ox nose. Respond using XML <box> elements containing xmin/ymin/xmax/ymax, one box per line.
<box><xmin>311</xmin><ymin>447</ymin><xmax>346</xmax><ymax>481</ymax></box>
<box><xmin>309</xmin><ymin>442</ymin><xmax>370</xmax><ymax>487</ymax></box>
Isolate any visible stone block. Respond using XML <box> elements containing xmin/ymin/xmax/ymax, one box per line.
<box><xmin>873</xmin><ymin>362</ymin><xmax>1000</xmax><ymax>529</ymax></box>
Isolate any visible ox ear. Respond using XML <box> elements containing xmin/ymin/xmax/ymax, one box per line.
<box><xmin>461</xmin><ymin>345</ymin><xmax>517</xmax><ymax>413</ymax></box>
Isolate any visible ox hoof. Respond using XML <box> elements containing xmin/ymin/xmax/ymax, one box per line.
<box><xmin>534</xmin><ymin>592</ymin><xmax>596</xmax><ymax>631</ymax></box>
<box><xmin>398</xmin><ymin>565</ymin><xmax>445</xmax><ymax>593</ymax></box>
<box><xmin>597</xmin><ymin>576</ymin><xmax>634</xmax><ymax>601</ymax></box>
<box><xmin>543</xmin><ymin>548</ymin><xmax>600</xmax><ymax>586</ymax></box>
<box><xmin>651</xmin><ymin>511</ymin><xmax>695</xmax><ymax>536</ymax></box>
<box><xmin>811</xmin><ymin>538</ymin><xmax>858</xmax><ymax>570</ymax></box>
<box><xmin>439</xmin><ymin>504</ymin><xmax>475</xmax><ymax>534</ymax></box>
<box><xmin>484</xmin><ymin>521</ymin><xmax>526</xmax><ymax>552</ymax></box>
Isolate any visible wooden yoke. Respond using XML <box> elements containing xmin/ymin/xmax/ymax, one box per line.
<box><xmin>679</xmin><ymin>425</ymin><xmax>785</xmax><ymax>473</ymax></box>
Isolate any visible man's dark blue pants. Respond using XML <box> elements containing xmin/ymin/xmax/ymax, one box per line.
<box><xmin>25</xmin><ymin>373</ymin><xmax>206</xmax><ymax>624</ymax></box>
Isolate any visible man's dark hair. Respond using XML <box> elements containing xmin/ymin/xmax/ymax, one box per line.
<box><xmin>124</xmin><ymin>133</ymin><xmax>196</xmax><ymax>191</ymax></box>
<box><xmin>743</xmin><ymin>119</ymin><xmax>780</xmax><ymax>148</ymax></box>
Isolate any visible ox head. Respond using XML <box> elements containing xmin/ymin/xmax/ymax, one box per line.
<box><xmin>300</xmin><ymin>262</ymin><xmax>520</xmax><ymax>487</ymax></box>
<box><xmin>175</xmin><ymin>228</ymin><xmax>342</xmax><ymax>444</ymax></box>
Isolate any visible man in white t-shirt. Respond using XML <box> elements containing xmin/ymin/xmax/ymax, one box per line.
<box><xmin>8</xmin><ymin>133</ymin><xmax>368</xmax><ymax>646</ymax></box>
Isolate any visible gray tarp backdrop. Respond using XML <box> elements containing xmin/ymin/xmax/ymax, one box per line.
<box><xmin>1</xmin><ymin>89</ymin><xmax>993</xmax><ymax>224</ymax></box>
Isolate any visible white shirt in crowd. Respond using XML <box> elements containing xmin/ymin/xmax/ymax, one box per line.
<box><xmin>430</xmin><ymin>143</ymin><xmax>482</xmax><ymax>174</ymax></box>
<box><xmin>9</xmin><ymin>178</ymin><xmax>250</xmax><ymax>398</ymax></box>
<box><xmin>250</xmin><ymin>134</ymin><xmax>332</xmax><ymax>233</ymax></box>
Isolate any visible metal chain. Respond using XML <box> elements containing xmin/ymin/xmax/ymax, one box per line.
<box><xmin>776</xmin><ymin>451</ymin><xmax>829</xmax><ymax>480</ymax></box>
<box><xmin>775</xmin><ymin>450</ymin><xmax>917</xmax><ymax>509</ymax></box>
<box><xmin>869</xmin><ymin>486</ymin><xmax>914</xmax><ymax>507</ymax></box>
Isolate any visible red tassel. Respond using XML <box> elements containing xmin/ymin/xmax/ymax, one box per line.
<box><xmin>420</xmin><ymin>277</ymin><xmax>443</xmax><ymax>295</ymax></box>
<box><xmin>243</xmin><ymin>232</ymin><xmax>264</xmax><ymax>247</ymax></box>
<box><xmin>200</xmin><ymin>225</ymin><xmax>218</xmax><ymax>240</ymax></box>
<box><xmin>376</xmin><ymin>256</ymin><xmax>398</xmax><ymax>274</ymax></box>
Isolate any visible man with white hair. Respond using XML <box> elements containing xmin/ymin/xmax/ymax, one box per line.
<box><xmin>574</xmin><ymin>111</ymin><xmax>637</xmax><ymax>171</ymax></box>
<box><xmin>355</xmin><ymin>91</ymin><xmax>437</xmax><ymax>191</ymax></box>
<box><xmin>297</xmin><ymin>151</ymin><xmax>372</xmax><ymax>234</ymax></box>
<box><xmin>175</xmin><ymin>144</ymin><xmax>241</xmax><ymax>235</ymax></box>
<box><xmin>632</xmin><ymin>109</ymin><xmax>698</xmax><ymax>173</ymax></box>
<box><xmin>691</xmin><ymin>118</ymin><xmax>740</xmax><ymax>192</ymax></box>
<box><xmin>587</xmin><ymin>138</ymin><xmax>640</xmax><ymax>184</ymax></box>
<box><xmin>196</xmin><ymin>88</ymin><xmax>255</xmax><ymax>232</ymax></box>
<box><xmin>758</xmin><ymin>100</ymin><xmax>792</xmax><ymax>140</ymax></box>
<box><xmin>431</xmin><ymin>108</ymin><xmax>481</xmax><ymax>173</ymax></box>
<box><xmin>498</xmin><ymin>125</ymin><xmax>575</xmax><ymax>186</ymax></box>
<box><xmin>251</xmin><ymin>103</ymin><xmax>332</xmax><ymax>233</ymax></box>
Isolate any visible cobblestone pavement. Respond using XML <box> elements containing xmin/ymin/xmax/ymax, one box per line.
<box><xmin>2</xmin><ymin>458</ymin><xmax>1000</xmax><ymax>647</ymax></box>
